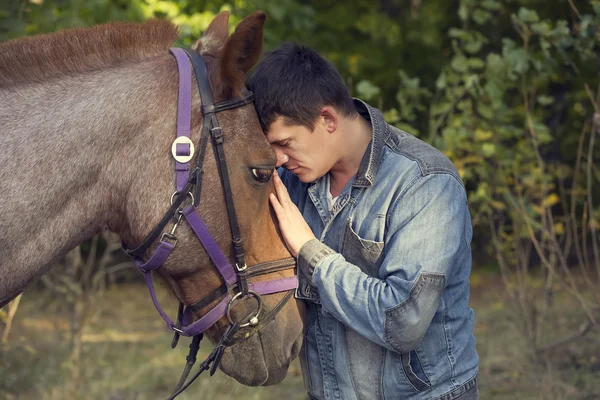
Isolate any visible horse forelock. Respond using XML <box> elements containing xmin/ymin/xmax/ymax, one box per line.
<box><xmin>0</xmin><ymin>19</ymin><xmax>179</xmax><ymax>87</ymax></box>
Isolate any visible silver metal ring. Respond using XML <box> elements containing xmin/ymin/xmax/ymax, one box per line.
<box><xmin>226</xmin><ymin>291</ymin><xmax>262</xmax><ymax>328</ymax></box>
<box><xmin>170</xmin><ymin>191</ymin><xmax>195</xmax><ymax>206</ymax></box>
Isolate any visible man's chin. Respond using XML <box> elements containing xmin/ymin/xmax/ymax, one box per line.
<box><xmin>295</xmin><ymin>170</ymin><xmax>317</xmax><ymax>183</ymax></box>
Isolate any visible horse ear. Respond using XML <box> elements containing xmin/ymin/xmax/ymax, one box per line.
<box><xmin>192</xmin><ymin>11</ymin><xmax>230</xmax><ymax>56</ymax></box>
<box><xmin>217</xmin><ymin>11</ymin><xmax>265</xmax><ymax>98</ymax></box>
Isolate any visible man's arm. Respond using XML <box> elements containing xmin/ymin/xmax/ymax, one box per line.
<box><xmin>294</xmin><ymin>173</ymin><xmax>471</xmax><ymax>354</ymax></box>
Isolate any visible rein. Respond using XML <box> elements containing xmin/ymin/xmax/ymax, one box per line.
<box><xmin>122</xmin><ymin>48</ymin><xmax>297</xmax><ymax>398</ymax></box>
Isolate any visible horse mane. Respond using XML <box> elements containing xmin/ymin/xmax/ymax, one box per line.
<box><xmin>0</xmin><ymin>19</ymin><xmax>179</xmax><ymax>87</ymax></box>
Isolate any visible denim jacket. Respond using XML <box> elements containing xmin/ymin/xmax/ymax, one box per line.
<box><xmin>281</xmin><ymin>99</ymin><xmax>479</xmax><ymax>400</ymax></box>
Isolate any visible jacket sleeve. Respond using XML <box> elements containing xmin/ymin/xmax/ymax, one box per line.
<box><xmin>298</xmin><ymin>173</ymin><xmax>472</xmax><ymax>353</ymax></box>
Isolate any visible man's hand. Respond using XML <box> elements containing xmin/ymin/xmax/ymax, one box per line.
<box><xmin>269</xmin><ymin>169</ymin><xmax>317</xmax><ymax>257</ymax></box>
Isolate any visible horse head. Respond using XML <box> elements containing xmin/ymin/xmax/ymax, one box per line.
<box><xmin>0</xmin><ymin>11</ymin><xmax>304</xmax><ymax>389</ymax></box>
<box><xmin>121</xmin><ymin>12</ymin><xmax>305</xmax><ymax>387</ymax></box>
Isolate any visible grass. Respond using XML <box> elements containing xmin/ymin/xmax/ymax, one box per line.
<box><xmin>0</xmin><ymin>285</ymin><xmax>305</xmax><ymax>400</ymax></box>
<box><xmin>1</xmin><ymin>272</ymin><xmax>599</xmax><ymax>399</ymax></box>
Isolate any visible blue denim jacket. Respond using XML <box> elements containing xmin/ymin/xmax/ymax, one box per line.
<box><xmin>281</xmin><ymin>99</ymin><xmax>479</xmax><ymax>400</ymax></box>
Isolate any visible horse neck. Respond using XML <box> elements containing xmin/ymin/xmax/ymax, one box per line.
<box><xmin>0</xmin><ymin>54</ymin><xmax>178</xmax><ymax>301</ymax></box>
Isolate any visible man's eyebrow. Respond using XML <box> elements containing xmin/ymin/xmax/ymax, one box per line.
<box><xmin>267</xmin><ymin>136</ymin><xmax>289</xmax><ymax>145</ymax></box>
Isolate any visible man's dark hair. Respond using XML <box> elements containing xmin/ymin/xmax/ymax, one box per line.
<box><xmin>247</xmin><ymin>42</ymin><xmax>357</xmax><ymax>132</ymax></box>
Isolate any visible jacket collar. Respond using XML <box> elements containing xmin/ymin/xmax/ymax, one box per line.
<box><xmin>352</xmin><ymin>98</ymin><xmax>389</xmax><ymax>188</ymax></box>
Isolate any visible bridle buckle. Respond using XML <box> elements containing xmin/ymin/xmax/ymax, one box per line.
<box><xmin>211</xmin><ymin>127</ymin><xmax>224</xmax><ymax>144</ymax></box>
<box><xmin>160</xmin><ymin>232</ymin><xmax>178</xmax><ymax>246</ymax></box>
<box><xmin>172</xmin><ymin>326</ymin><xmax>184</xmax><ymax>334</ymax></box>
<box><xmin>235</xmin><ymin>263</ymin><xmax>248</xmax><ymax>272</ymax></box>
<box><xmin>171</xmin><ymin>136</ymin><xmax>195</xmax><ymax>163</ymax></box>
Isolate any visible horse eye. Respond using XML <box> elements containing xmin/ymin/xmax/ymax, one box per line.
<box><xmin>251</xmin><ymin>168</ymin><xmax>273</xmax><ymax>183</ymax></box>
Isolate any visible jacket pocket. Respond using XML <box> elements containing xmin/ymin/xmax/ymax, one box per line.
<box><xmin>401</xmin><ymin>350</ymin><xmax>431</xmax><ymax>392</ymax></box>
<box><xmin>342</xmin><ymin>220</ymin><xmax>384</xmax><ymax>277</ymax></box>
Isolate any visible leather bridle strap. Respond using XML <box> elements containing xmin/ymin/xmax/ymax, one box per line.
<box><xmin>187</xmin><ymin>257</ymin><xmax>300</xmax><ymax>313</ymax></box>
<box><xmin>122</xmin><ymin>48</ymin><xmax>299</xmax><ymax>399</ymax></box>
<box><xmin>170</xmin><ymin>290</ymin><xmax>295</xmax><ymax>399</ymax></box>
<box><xmin>226</xmin><ymin>290</ymin><xmax>295</xmax><ymax>345</ymax></box>
<box><xmin>124</xmin><ymin>180</ymin><xmax>194</xmax><ymax>258</ymax></box>
<box><xmin>186</xmin><ymin>49</ymin><xmax>252</xmax><ymax>295</ymax></box>
<box><xmin>123</xmin><ymin>48</ymin><xmax>297</xmax><ymax>339</ymax></box>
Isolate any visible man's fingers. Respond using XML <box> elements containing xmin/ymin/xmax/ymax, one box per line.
<box><xmin>269</xmin><ymin>193</ymin><xmax>285</xmax><ymax>216</ymax></box>
<box><xmin>273</xmin><ymin>171</ymin><xmax>292</xmax><ymax>205</ymax></box>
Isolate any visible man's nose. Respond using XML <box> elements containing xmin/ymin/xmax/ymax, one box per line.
<box><xmin>275</xmin><ymin>150</ymin><xmax>289</xmax><ymax>168</ymax></box>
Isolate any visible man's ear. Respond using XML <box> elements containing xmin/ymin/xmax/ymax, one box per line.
<box><xmin>320</xmin><ymin>106</ymin><xmax>339</xmax><ymax>133</ymax></box>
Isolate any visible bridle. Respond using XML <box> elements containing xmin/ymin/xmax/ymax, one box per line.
<box><xmin>122</xmin><ymin>48</ymin><xmax>298</xmax><ymax>398</ymax></box>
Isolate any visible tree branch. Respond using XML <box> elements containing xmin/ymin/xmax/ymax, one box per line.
<box><xmin>539</xmin><ymin>319</ymin><xmax>594</xmax><ymax>352</ymax></box>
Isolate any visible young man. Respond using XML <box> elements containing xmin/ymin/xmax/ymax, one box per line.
<box><xmin>247</xmin><ymin>43</ymin><xmax>479</xmax><ymax>400</ymax></box>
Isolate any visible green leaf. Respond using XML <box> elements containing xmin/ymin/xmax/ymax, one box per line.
<box><xmin>580</xmin><ymin>15</ymin><xmax>595</xmax><ymax>39</ymax></box>
<box><xmin>536</xmin><ymin>95</ymin><xmax>554</xmax><ymax>106</ymax></box>
<box><xmin>458</xmin><ymin>3</ymin><xmax>470</xmax><ymax>22</ymax></box>
<box><xmin>465</xmin><ymin>74</ymin><xmax>480</xmax><ymax>93</ymax></box>
<box><xmin>532</xmin><ymin>21</ymin><xmax>551</xmax><ymax>37</ymax></box>
<box><xmin>464</xmin><ymin>37</ymin><xmax>484</xmax><ymax>54</ymax></box>
<box><xmin>504</xmin><ymin>46</ymin><xmax>529</xmax><ymax>75</ymax></box>
<box><xmin>468</xmin><ymin>58</ymin><xmax>485</xmax><ymax>69</ymax></box>
<box><xmin>477</xmin><ymin>104</ymin><xmax>494</xmax><ymax>119</ymax></box>
<box><xmin>482</xmin><ymin>143</ymin><xmax>496</xmax><ymax>157</ymax></box>
<box><xmin>473</xmin><ymin>9</ymin><xmax>492</xmax><ymax>25</ymax></box>
<box><xmin>383</xmin><ymin>108</ymin><xmax>400</xmax><ymax>123</ymax></box>
<box><xmin>394</xmin><ymin>122</ymin><xmax>420</xmax><ymax>136</ymax></box>
<box><xmin>475</xmin><ymin>129</ymin><xmax>493</xmax><ymax>141</ymax></box>
<box><xmin>486</xmin><ymin>53</ymin><xmax>505</xmax><ymax>75</ymax></box>
<box><xmin>517</xmin><ymin>8</ymin><xmax>540</xmax><ymax>23</ymax></box>
<box><xmin>436</xmin><ymin>72</ymin><xmax>447</xmax><ymax>90</ymax></box>
<box><xmin>267</xmin><ymin>2</ymin><xmax>286</xmax><ymax>21</ymax></box>
<box><xmin>448</xmin><ymin>28</ymin><xmax>468</xmax><ymax>40</ymax></box>
<box><xmin>481</xmin><ymin>0</ymin><xmax>502</xmax><ymax>11</ymax></box>
<box><xmin>356</xmin><ymin>80</ymin><xmax>381</xmax><ymax>101</ymax></box>
<box><xmin>552</xmin><ymin>20</ymin><xmax>570</xmax><ymax>37</ymax></box>
<box><xmin>452</xmin><ymin>55</ymin><xmax>469</xmax><ymax>73</ymax></box>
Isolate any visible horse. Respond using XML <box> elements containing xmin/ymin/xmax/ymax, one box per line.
<box><xmin>0</xmin><ymin>10</ymin><xmax>304</xmax><ymax>391</ymax></box>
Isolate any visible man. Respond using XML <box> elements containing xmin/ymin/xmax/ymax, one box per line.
<box><xmin>247</xmin><ymin>43</ymin><xmax>479</xmax><ymax>400</ymax></box>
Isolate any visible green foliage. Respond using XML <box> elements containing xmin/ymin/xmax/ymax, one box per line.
<box><xmin>3</xmin><ymin>3</ymin><xmax>599</xmax><ymax>396</ymax></box>
<box><xmin>1</xmin><ymin>0</ymin><xmax>598</xmax><ymax>267</ymax></box>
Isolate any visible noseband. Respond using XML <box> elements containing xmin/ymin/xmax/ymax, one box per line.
<box><xmin>122</xmin><ymin>48</ymin><xmax>298</xmax><ymax>398</ymax></box>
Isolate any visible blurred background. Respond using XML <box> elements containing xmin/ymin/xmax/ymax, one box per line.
<box><xmin>1</xmin><ymin>0</ymin><xmax>599</xmax><ymax>399</ymax></box>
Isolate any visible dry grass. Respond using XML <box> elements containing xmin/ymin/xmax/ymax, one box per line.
<box><xmin>1</xmin><ymin>272</ymin><xmax>599</xmax><ymax>399</ymax></box>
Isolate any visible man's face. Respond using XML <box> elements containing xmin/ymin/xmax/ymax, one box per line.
<box><xmin>266</xmin><ymin>116</ymin><xmax>333</xmax><ymax>183</ymax></box>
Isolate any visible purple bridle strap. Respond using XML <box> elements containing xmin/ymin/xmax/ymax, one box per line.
<box><xmin>139</xmin><ymin>272</ymin><xmax>298</xmax><ymax>337</ymax></box>
<box><xmin>169</xmin><ymin>48</ymin><xmax>192</xmax><ymax>192</ymax></box>
<box><xmin>180</xmin><ymin>276</ymin><xmax>299</xmax><ymax>337</ymax></box>
<box><xmin>136</xmin><ymin>241</ymin><xmax>175</xmax><ymax>272</ymax></box>
<box><xmin>250</xmin><ymin>276</ymin><xmax>298</xmax><ymax>295</ymax></box>
<box><xmin>129</xmin><ymin>48</ymin><xmax>298</xmax><ymax>338</ymax></box>
<box><xmin>182</xmin><ymin>205</ymin><xmax>298</xmax><ymax>293</ymax></box>
<box><xmin>141</xmin><ymin>272</ymin><xmax>177</xmax><ymax>330</ymax></box>
<box><xmin>139</xmin><ymin>267</ymin><xmax>232</xmax><ymax>334</ymax></box>
<box><xmin>182</xmin><ymin>205</ymin><xmax>237</xmax><ymax>286</ymax></box>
